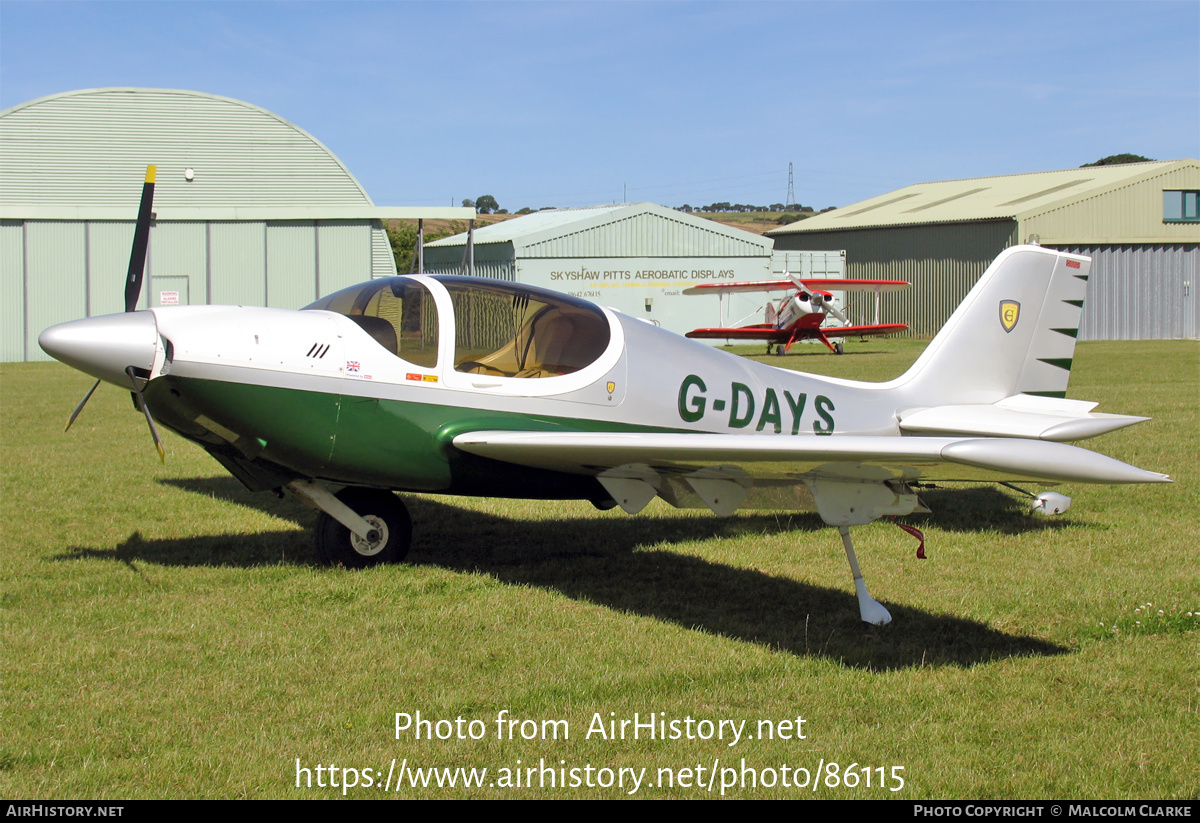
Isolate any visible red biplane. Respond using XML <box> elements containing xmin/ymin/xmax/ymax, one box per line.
<box><xmin>683</xmin><ymin>275</ymin><xmax>910</xmax><ymax>354</ymax></box>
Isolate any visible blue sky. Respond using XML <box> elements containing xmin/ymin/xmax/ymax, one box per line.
<box><xmin>2</xmin><ymin>1</ymin><xmax>1197</xmax><ymax>211</ymax></box>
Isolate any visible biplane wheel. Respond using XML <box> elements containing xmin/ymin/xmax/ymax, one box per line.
<box><xmin>834</xmin><ymin>342</ymin><xmax>844</xmax><ymax>355</ymax></box>
<box><xmin>315</xmin><ymin>487</ymin><xmax>412</xmax><ymax>568</ymax></box>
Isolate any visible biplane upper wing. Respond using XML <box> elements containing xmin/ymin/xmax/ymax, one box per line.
<box><xmin>682</xmin><ymin>278</ymin><xmax>909</xmax><ymax>295</ymax></box>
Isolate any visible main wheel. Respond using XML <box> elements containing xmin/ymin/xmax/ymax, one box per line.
<box><xmin>833</xmin><ymin>342</ymin><xmax>844</xmax><ymax>355</ymax></box>
<box><xmin>315</xmin><ymin>487</ymin><xmax>412</xmax><ymax>568</ymax></box>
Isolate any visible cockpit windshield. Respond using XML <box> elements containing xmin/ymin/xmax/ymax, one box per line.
<box><xmin>435</xmin><ymin>276</ymin><xmax>611</xmax><ymax>379</ymax></box>
<box><xmin>304</xmin><ymin>276</ymin><xmax>611</xmax><ymax>379</ymax></box>
<box><xmin>303</xmin><ymin>277</ymin><xmax>438</xmax><ymax>368</ymax></box>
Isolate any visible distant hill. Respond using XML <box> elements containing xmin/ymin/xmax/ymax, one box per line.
<box><xmin>691</xmin><ymin>211</ymin><xmax>798</xmax><ymax>236</ymax></box>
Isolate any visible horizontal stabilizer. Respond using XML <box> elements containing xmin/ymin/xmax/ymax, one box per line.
<box><xmin>899</xmin><ymin>394</ymin><xmax>1150</xmax><ymax>442</ymax></box>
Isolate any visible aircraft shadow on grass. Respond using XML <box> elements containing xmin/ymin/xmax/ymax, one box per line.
<box><xmin>56</xmin><ymin>475</ymin><xmax>1072</xmax><ymax>671</ymax></box>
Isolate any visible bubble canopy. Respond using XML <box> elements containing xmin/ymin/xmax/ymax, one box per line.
<box><xmin>304</xmin><ymin>276</ymin><xmax>612</xmax><ymax>378</ymax></box>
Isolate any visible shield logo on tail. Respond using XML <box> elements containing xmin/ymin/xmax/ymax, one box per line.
<box><xmin>999</xmin><ymin>300</ymin><xmax>1020</xmax><ymax>333</ymax></box>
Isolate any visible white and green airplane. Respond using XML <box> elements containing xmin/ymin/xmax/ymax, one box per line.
<box><xmin>39</xmin><ymin>168</ymin><xmax>1169</xmax><ymax>625</ymax></box>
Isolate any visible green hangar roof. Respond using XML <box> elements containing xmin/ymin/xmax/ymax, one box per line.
<box><xmin>427</xmin><ymin>202</ymin><xmax>773</xmax><ymax>258</ymax></box>
<box><xmin>0</xmin><ymin>87</ymin><xmax>471</xmax><ymax>221</ymax></box>
<box><xmin>767</xmin><ymin>159</ymin><xmax>1200</xmax><ymax>245</ymax></box>
<box><xmin>1</xmin><ymin>87</ymin><xmax>374</xmax><ymax>210</ymax></box>
<box><xmin>422</xmin><ymin>202</ymin><xmax>778</xmax><ymax>338</ymax></box>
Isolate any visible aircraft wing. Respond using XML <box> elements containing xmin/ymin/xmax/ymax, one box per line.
<box><xmin>685</xmin><ymin>320</ymin><xmax>906</xmax><ymax>342</ymax></box>
<box><xmin>816</xmin><ymin>323</ymin><xmax>907</xmax><ymax>339</ymax></box>
<box><xmin>453</xmin><ymin>431</ymin><xmax>1170</xmax><ymax>488</ymax></box>
<box><xmin>802</xmin><ymin>279</ymin><xmax>910</xmax><ymax>292</ymax></box>
<box><xmin>683</xmin><ymin>279</ymin><xmax>909</xmax><ymax>295</ymax></box>
<box><xmin>684</xmin><ymin>324</ymin><xmax>791</xmax><ymax>342</ymax></box>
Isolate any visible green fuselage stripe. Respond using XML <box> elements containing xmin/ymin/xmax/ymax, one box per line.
<box><xmin>146</xmin><ymin>375</ymin><xmax>670</xmax><ymax>500</ymax></box>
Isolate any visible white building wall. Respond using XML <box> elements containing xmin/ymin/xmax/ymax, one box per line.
<box><xmin>514</xmin><ymin>255</ymin><xmax>772</xmax><ymax>337</ymax></box>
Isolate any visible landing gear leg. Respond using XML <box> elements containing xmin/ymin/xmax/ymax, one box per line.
<box><xmin>839</xmin><ymin>526</ymin><xmax>892</xmax><ymax>625</ymax></box>
<box><xmin>289</xmin><ymin>480</ymin><xmax>412</xmax><ymax>568</ymax></box>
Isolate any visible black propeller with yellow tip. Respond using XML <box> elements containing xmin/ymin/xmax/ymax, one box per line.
<box><xmin>63</xmin><ymin>165</ymin><xmax>166</xmax><ymax>462</ymax></box>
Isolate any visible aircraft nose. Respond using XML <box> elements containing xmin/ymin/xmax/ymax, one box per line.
<box><xmin>39</xmin><ymin>311</ymin><xmax>159</xmax><ymax>389</ymax></box>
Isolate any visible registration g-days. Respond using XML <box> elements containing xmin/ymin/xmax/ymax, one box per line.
<box><xmin>676</xmin><ymin>374</ymin><xmax>837</xmax><ymax>435</ymax></box>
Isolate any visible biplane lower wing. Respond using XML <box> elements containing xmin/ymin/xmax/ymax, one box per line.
<box><xmin>684</xmin><ymin>323</ymin><xmax>790</xmax><ymax>342</ymax></box>
<box><xmin>685</xmin><ymin>321</ymin><xmax>907</xmax><ymax>344</ymax></box>
<box><xmin>815</xmin><ymin>323</ymin><xmax>908</xmax><ymax>339</ymax></box>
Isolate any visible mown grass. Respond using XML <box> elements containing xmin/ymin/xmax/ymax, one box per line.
<box><xmin>1</xmin><ymin>340</ymin><xmax>1197</xmax><ymax>799</ymax></box>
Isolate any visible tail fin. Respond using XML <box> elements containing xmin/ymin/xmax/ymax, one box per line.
<box><xmin>896</xmin><ymin>245</ymin><xmax>1089</xmax><ymax>405</ymax></box>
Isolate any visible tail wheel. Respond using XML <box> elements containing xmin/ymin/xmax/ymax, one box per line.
<box><xmin>315</xmin><ymin>488</ymin><xmax>412</xmax><ymax>568</ymax></box>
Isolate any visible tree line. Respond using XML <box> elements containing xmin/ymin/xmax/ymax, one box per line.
<box><xmin>458</xmin><ymin>195</ymin><xmax>838</xmax><ymax>218</ymax></box>
<box><xmin>455</xmin><ymin>156</ymin><xmax>1152</xmax><ymax>220</ymax></box>
<box><xmin>675</xmin><ymin>202</ymin><xmax>826</xmax><ymax>214</ymax></box>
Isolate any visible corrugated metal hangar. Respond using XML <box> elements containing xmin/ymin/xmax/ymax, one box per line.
<box><xmin>421</xmin><ymin>202</ymin><xmax>842</xmax><ymax>338</ymax></box>
<box><xmin>0</xmin><ymin>87</ymin><xmax>472</xmax><ymax>362</ymax></box>
<box><xmin>768</xmin><ymin>160</ymin><xmax>1200</xmax><ymax>339</ymax></box>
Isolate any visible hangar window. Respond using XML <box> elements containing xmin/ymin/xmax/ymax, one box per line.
<box><xmin>1163</xmin><ymin>190</ymin><xmax>1199</xmax><ymax>223</ymax></box>
<box><xmin>436</xmin><ymin>277</ymin><xmax>611</xmax><ymax>378</ymax></box>
<box><xmin>303</xmin><ymin>277</ymin><xmax>439</xmax><ymax>368</ymax></box>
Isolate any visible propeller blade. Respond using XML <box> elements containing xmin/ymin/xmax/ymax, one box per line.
<box><xmin>64</xmin><ymin>378</ymin><xmax>102</xmax><ymax>432</ymax></box>
<box><xmin>123</xmin><ymin>165</ymin><xmax>157</xmax><ymax>313</ymax></box>
<box><xmin>812</xmin><ymin>292</ymin><xmax>852</xmax><ymax>327</ymax></box>
<box><xmin>63</xmin><ymin>168</ymin><xmax>159</xmax><ymax>441</ymax></box>
<box><xmin>126</xmin><ymin>366</ymin><xmax>165</xmax><ymax>463</ymax></box>
<box><xmin>824</xmin><ymin>299</ymin><xmax>852</xmax><ymax>327</ymax></box>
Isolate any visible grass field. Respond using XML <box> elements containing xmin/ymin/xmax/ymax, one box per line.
<box><xmin>2</xmin><ymin>339</ymin><xmax>1197</xmax><ymax>799</ymax></box>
